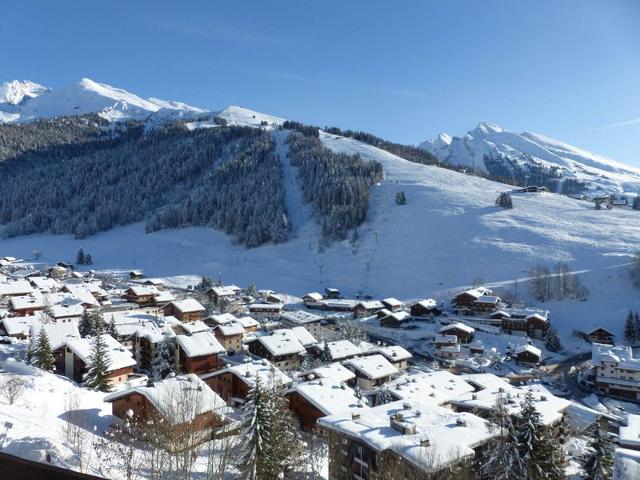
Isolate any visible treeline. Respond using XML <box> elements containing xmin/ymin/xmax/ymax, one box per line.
<box><xmin>282</xmin><ymin>120</ymin><xmax>319</xmax><ymax>138</ymax></box>
<box><xmin>286</xmin><ymin>132</ymin><xmax>383</xmax><ymax>240</ymax></box>
<box><xmin>0</xmin><ymin>123</ymin><xmax>290</xmax><ymax>247</ymax></box>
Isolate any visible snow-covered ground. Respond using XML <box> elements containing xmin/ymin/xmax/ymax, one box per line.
<box><xmin>2</xmin><ymin>111</ymin><xmax>640</xmax><ymax>345</ymax></box>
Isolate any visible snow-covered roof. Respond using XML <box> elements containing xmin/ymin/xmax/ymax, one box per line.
<box><xmin>454</xmin><ymin>374</ymin><xmax>571</xmax><ymax>426</ymax></box>
<box><xmin>356</xmin><ymin>300</ymin><xmax>385</xmax><ymax>310</ymax></box>
<box><xmin>325</xmin><ymin>340</ymin><xmax>362</xmax><ymax>361</ymax></box>
<box><xmin>249</xmin><ymin>303</ymin><xmax>283</xmax><ymax>311</ymax></box>
<box><xmin>234</xmin><ymin>316</ymin><xmax>259</xmax><ymax>329</ymax></box>
<box><xmin>126</xmin><ymin>285</ymin><xmax>160</xmax><ymax>296</ymax></box>
<box><xmin>434</xmin><ymin>335</ymin><xmax>457</xmax><ymax>345</ymax></box>
<box><xmin>439</xmin><ymin>322</ymin><xmax>475</xmax><ymax>334</ymax></box>
<box><xmin>65</xmin><ymin>334</ymin><xmax>136</xmax><ymax>371</ymax></box>
<box><xmin>591</xmin><ymin>343</ymin><xmax>640</xmax><ymax>370</ymax></box>
<box><xmin>170</xmin><ymin>299</ymin><xmax>205</xmax><ymax>313</ymax></box>
<box><xmin>105</xmin><ymin>374</ymin><xmax>231</xmax><ymax>424</ymax></box>
<box><xmin>289</xmin><ymin>326</ymin><xmax>317</xmax><ymax>347</ymax></box>
<box><xmin>525</xmin><ymin>313</ymin><xmax>548</xmax><ymax>322</ymax></box>
<box><xmin>516</xmin><ymin>344</ymin><xmax>542</xmax><ymax>358</ymax></box>
<box><xmin>1</xmin><ymin>315</ymin><xmax>40</xmax><ymax>337</ymax></box>
<box><xmin>382</xmin><ymin>298</ymin><xmax>403</xmax><ymax>308</ymax></box>
<box><xmin>209</xmin><ymin>286</ymin><xmax>239</xmax><ymax>297</ymax></box>
<box><xmin>203</xmin><ymin>358</ymin><xmax>291</xmax><ymax>388</ymax></box>
<box><xmin>281</xmin><ymin>310</ymin><xmax>324</xmax><ymax>325</ymax></box>
<box><xmin>176</xmin><ymin>331</ymin><xmax>225</xmax><ymax>357</ymax></box>
<box><xmin>303</xmin><ymin>292</ymin><xmax>323</xmax><ymax>302</ymax></box>
<box><xmin>0</xmin><ymin>280</ymin><xmax>35</xmax><ymax>296</ymax></box>
<box><xmin>9</xmin><ymin>295</ymin><xmax>45</xmax><ymax>311</ymax></box>
<box><xmin>412</xmin><ymin>299</ymin><xmax>437</xmax><ymax>309</ymax></box>
<box><xmin>105</xmin><ymin>312</ymin><xmax>172</xmax><ymax>342</ymax></box>
<box><xmin>29</xmin><ymin>276</ymin><xmax>61</xmax><ymax>292</ymax></box>
<box><xmin>343</xmin><ymin>354</ymin><xmax>399</xmax><ymax>380</ymax></box>
<box><xmin>255</xmin><ymin>329</ymin><xmax>306</xmax><ymax>356</ymax></box>
<box><xmin>368</xmin><ymin>345</ymin><xmax>412</xmax><ymax>362</ymax></box>
<box><xmin>473</xmin><ymin>295</ymin><xmax>501</xmax><ymax>304</ymax></box>
<box><xmin>207</xmin><ymin>313</ymin><xmax>238</xmax><ymax>325</ymax></box>
<box><xmin>31</xmin><ymin>322</ymin><xmax>80</xmax><ymax>350</ymax></box>
<box><xmin>310</xmin><ymin>362</ymin><xmax>357</xmax><ymax>383</ymax></box>
<box><xmin>61</xmin><ymin>284</ymin><xmax>100</xmax><ymax>307</ymax></box>
<box><xmin>290</xmin><ymin>379</ymin><xmax>364</xmax><ymax>416</ymax></box>
<box><xmin>318</xmin><ymin>400</ymin><xmax>496</xmax><ymax>473</ymax></box>
<box><xmin>153</xmin><ymin>291</ymin><xmax>175</xmax><ymax>303</ymax></box>
<box><xmin>180</xmin><ymin>320</ymin><xmax>209</xmax><ymax>334</ymax></box>
<box><xmin>49</xmin><ymin>303</ymin><xmax>84</xmax><ymax>319</ymax></box>
<box><xmin>455</xmin><ymin>287</ymin><xmax>492</xmax><ymax>300</ymax></box>
<box><xmin>386</xmin><ymin>370</ymin><xmax>476</xmax><ymax>406</ymax></box>
<box><xmin>620</xmin><ymin>414</ymin><xmax>640</xmax><ymax>449</ymax></box>
<box><xmin>217</xmin><ymin>322</ymin><xmax>245</xmax><ymax>336</ymax></box>
<box><xmin>383</xmin><ymin>311</ymin><xmax>411</xmax><ymax>322</ymax></box>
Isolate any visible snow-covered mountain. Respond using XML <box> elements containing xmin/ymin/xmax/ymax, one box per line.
<box><xmin>420</xmin><ymin>122</ymin><xmax>640</xmax><ymax>194</ymax></box>
<box><xmin>0</xmin><ymin>78</ymin><xmax>207</xmax><ymax>124</ymax></box>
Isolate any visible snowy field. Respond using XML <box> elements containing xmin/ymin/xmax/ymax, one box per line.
<box><xmin>2</xmin><ymin>125</ymin><xmax>640</xmax><ymax>345</ymax></box>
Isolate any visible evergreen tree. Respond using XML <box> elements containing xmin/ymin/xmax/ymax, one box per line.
<box><xmin>375</xmin><ymin>386</ymin><xmax>394</xmax><ymax>406</ymax></box>
<box><xmin>33</xmin><ymin>328</ymin><xmax>55</xmax><ymax>372</ymax></box>
<box><xmin>79</xmin><ymin>310</ymin><xmax>97</xmax><ymax>337</ymax></box>
<box><xmin>265</xmin><ymin>381</ymin><xmax>303</xmax><ymax>475</ymax></box>
<box><xmin>215</xmin><ymin>274</ymin><xmax>223</xmax><ymax>287</ymax></box>
<box><xmin>517</xmin><ymin>390</ymin><xmax>563</xmax><ymax>480</ymax></box>
<box><xmin>477</xmin><ymin>394</ymin><xmax>525</xmax><ymax>479</ymax></box>
<box><xmin>545</xmin><ymin>326</ymin><xmax>563</xmax><ymax>353</ymax></box>
<box><xmin>633</xmin><ymin>195</ymin><xmax>640</xmax><ymax>210</ymax></box>
<box><xmin>395</xmin><ymin>191</ymin><xmax>406</xmax><ymax>205</ymax></box>
<box><xmin>496</xmin><ymin>192</ymin><xmax>514</xmax><ymax>209</ymax></box>
<box><xmin>624</xmin><ymin>310</ymin><xmax>637</xmax><ymax>344</ymax></box>
<box><xmin>76</xmin><ymin>247</ymin><xmax>86</xmax><ymax>265</ymax></box>
<box><xmin>236</xmin><ymin>376</ymin><xmax>275</xmax><ymax>479</ymax></box>
<box><xmin>198</xmin><ymin>275</ymin><xmax>213</xmax><ymax>292</ymax></box>
<box><xmin>583</xmin><ymin>417</ymin><xmax>614</xmax><ymax>480</ymax></box>
<box><xmin>634</xmin><ymin>311</ymin><xmax>640</xmax><ymax>343</ymax></box>
<box><xmin>84</xmin><ymin>253</ymin><xmax>92</xmax><ymax>265</ymax></box>
<box><xmin>319</xmin><ymin>342</ymin><xmax>333</xmax><ymax>364</ymax></box>
<box><xmin>85</xmin><ymin>333</ymin><xmax>112</xmax><ymax>392</ymax></box>
<box><xmin>150</xmin><ymin>337</ymin><xmax>175</xmax><ymax>381</ymax></box>
<box><xmin>246</xmin><ymin>281</ymin><xmax>257</xmax><ymax>298</ymax></box>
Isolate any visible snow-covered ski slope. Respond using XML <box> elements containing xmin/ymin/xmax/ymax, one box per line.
<box><xmin>2</xmin><ymin>115</ymin><xmax>639</xmax><ymax>339</ymax></box>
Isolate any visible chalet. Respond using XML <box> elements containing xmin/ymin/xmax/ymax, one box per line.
<box><xmin>31</xmin><ymin>322</ymin><xmax>81</xmax><ymax>374</ymax></box>
<box><xmin>265</xmin><ymin>293</ymin><xmax>285</xmax><ymax>304</ymax></box>
<box><xmin>214</xmin><ymin>322</ymin><xmax>246</xmax><ymax>354</ymax></box>
<box><xmin>302</xmin><ymin>292</ymin><xmax>324</xmax><ymax>308</ymax></box>
<box><xmin>0</xmin><ymin>280</ymin><xmax>35</xmax><ymax>298</ymax></box>
<box><xmin>0</xmin><ymin>315</ymin><xmax>40</xmax><ymax>339</ymax></box>
<box><xmin>204</xmin><ymin>312</ymin><xmax>238</xmax><ymax>327</ymax></box>
<box><xmin>313</xmin><ymin>340</ymin><xmax>362</xmax><ymax>362</ymax></box>
<box><xmin>234</xmin><ymin>315</ymin><xmax>260</xmax><ymax>333</ymax></box>
<box><xmin>208</xmin><ymin>285</ymin><xmax>240</xmax><ymax>305</ymax></box>
<box><xmin>29</xmin><ymin>276</ymin><xmax>61</xmax><ymax>293</ymax></box>
<box><xmin>63</xmin><ymin>334</ymin><xmax>136</xmax><ymax>385</ymax></box>
<box><xmin>105</xmin><ymin>374</ymin><xmax>232</xmax><ymax>447</ymax></box>
<box><xmin>175</xmin><ymin>331</ymin><xmax>225</xmax><ymax>375</ymax></box>
<box><xmin>468</xmin><ymin>342</ymin><xmax>485</xmax><ymax>355</ymax></box>
<box><xmin>380</xmin><ymin>311</ymin><xmax>411</xmax><ymax>329</ymax></box>
<box><xmin>470</xmin><ymin>295</ymin><xmax>502</xmax><ymax>314</ymax></box>
<box><xmin>287</xmin><ymin>379</ymin><xmax>364</xmax><ymax>431</ymax></box>
<box><xmin>163</xmin><ymin>299</ymin><xmax>205</xmax><ymax>322</ymax></box>
<box><xmin>451</xmin><ymin>287</ymin><xmax>492</xmax><ymax>313</ymax></box>
<box><xmin>353</xmin><ymin>300</ymin><xmax>385</xmax><ymax>319</ymax></box>
<box><xmin>364</xmin><ymin>345</ymin><xmax>412</xmax><ymax>371</ymax></box>
<box><xmin>245</xmin><ymin>329</ymin><xmax>307</xmax><ymax>370</ymax></box>
<box><xmin>384</xmin><ymin>370</ymin><xmax>475</xmax><ymax>406</ymax></box>
<box><xmin>280</xmin><ymin>310</ymin><xmax>324</xmax><ymax>338</ymax></box>
<box><xmin>60</xmin><ymin>284</ymin><xmax>101</xmax><ymax>308</ymax></box>
<box><xmin>409</xmin><ymin>299</ymin><xmax>440</xmax><ymax>319</ymax></box>
<box><xmin>439</xmin><ymin>323</ymin><xmax>475</xmax><ymax>343</ymax></box>
<box><xmin>381</xmin><ymin>298</ymin><xmax>403</xmax><ymax>313</ymax></box>
<box><xmin>9</xmin><ymin>295</ymin><xmax>45</xmax><ymax>316</ymax></box>
<box><xmin>49</xmin><ymin>303</ymin><xmax>85</xmax><ymax>323</ymax></box>
<box><xmin>343</xmin><ymin>354</ymin><xmax>400</xmax><ymax>390</ymax></box>
<box><xmin>124</xmin><ymin>285</ymin><xmax>160</xmax><ymax>305</ymax></box>
<box><xmin>514</xmin><ymin>344</ymin><xmax>542</xmax><ymax>365</ymax></box>
<box><xmin>142</xmin><ymin>278</ymin><xmax>165</xmax><ymax>288</ymax></box>
<box><xmin>321</xmin><ymin>299</ymin><xmax>358</xmax><ymax>312</ymax></box>
<box><xmin>590</xmin><ymin>343</ymin><xmax>640</xmax><ymax>401</ymax></box>
<box><xmin>202</xmin><ymin>359</ymin><xmax>291</xmax><ymax>407</ymax></box>
<box><xmin>248</xmin><ymin>302</ymin><xmax>283</xmax><ymax>320</ymax></box>
<box><xmin>318</xmin><ymin>400</ymin><xmax>497</xmax><ymax>480</ymax></box>
<box><xmin>129</xmin><ymin>270</ymin><xmax>144</xmax><ymax>280</ymax></box>
<box><xmin>324</xmin><ymin>287</ymin><xmax>341</xmax><ymax>299</ymax></box>
<box><xmin>587</xmin><ymin>327</ymin><xmax>615</xmax><ymax>345</ymax></box>
<box><xmin>525</xmin><ymin>313</ymin><xmax>549</xmax><ymax>339</ymax></box>
<box><xmin>306</xmin><ymin>362</ymin><xmax>357</xmax><ymax>384</ymax></box>
<box><xmin>437</xmin><ymin>343</ymin><xmax>461</xmax><ymax>360</ymax></box>
<box><xmin>434</xmin><ymin>334</ymin><xmax>458</xmax><ymax>348</ymax></box>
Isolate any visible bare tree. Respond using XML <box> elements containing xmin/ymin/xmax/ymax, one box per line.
<box><xmin>61</xmin><ymin>392</ymin><xmax>94</xmax><ymax>473</ymax></box>
<box><xmin>0</xmin><ymin>376</ymin><xmax>27</xmax><ymax>405</ymax></box>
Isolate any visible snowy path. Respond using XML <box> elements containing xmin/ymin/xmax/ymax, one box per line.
<box><xmin>273</xmin><ymin>130</ymin><xmax>307</xmax><ymax>236</ymax></box>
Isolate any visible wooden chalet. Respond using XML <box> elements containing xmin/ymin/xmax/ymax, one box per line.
<box><xmin>245</xmin><ymin>330</ymin><xmax>307</xmax><ymax>370</ymax></box>
<box><xmin>123</xmin><ymin>285</ymin><xmax>160</xmax><ymax>305</ymax></box>
<box><xmin>163</xmin><ymin>299</ymin><xmax>205</xmax><ymax>322</ymax></box>
<box><xmin>438</xmin><ymin>323</ymin><xmax>475</xmax><ymax>344</ymax></box>
<box><xmin>353</xmin><ymin>300</ymin><xmax>385</xmax><ymax>319</ymax></box>
<box><xmin>213</xmin><ymin>322</ymin><xmax>246</xmax><ymax>354</ymax></box>
<box><xmin>514</xmin><ymin>344</ymin><xmax>542</xmax><ymax>365</ymax></box>
<box><xmin>587</xmin><ymin>327</ymin><xmax>615</xmax><ymax>345</ymax></box>
<box><xmin>63</xmin><ymin>334</ymin><xmax>136</xmax><ymax>385</ymax></box>
<box><xmin>409</xmin><ymin>299</ymin><xmax>440</xmax><ymax>319</ymax></box>
<box><xmin>175</xmin><ymin>331</ymin><xmax>225</xmax><ymax>375</ymax></box>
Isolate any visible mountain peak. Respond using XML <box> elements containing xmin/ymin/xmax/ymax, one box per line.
<box><xmin>469</xmin><ymin>122</ymin><xmax>504</xmax><ymax>137</ymax></box>
<box><xmin>0</xmin><ymin>80</ymin><xmax>50</xmax><ymax>105</ymax></box>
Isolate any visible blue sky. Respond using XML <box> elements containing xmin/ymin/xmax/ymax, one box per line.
<box><xmin>2</xmin><ymin>0</ymin><xmax>640</xmax><ymax>165</ymax></box>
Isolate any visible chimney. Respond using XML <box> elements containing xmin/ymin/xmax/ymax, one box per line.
<box><xmin>402</xmin><ymin>402</ymin><xmax>411</xmax><ymax>410</ymax></box>
<box><xmin>352</xmin><ymin>412</ymin><xmax>361</xmax><ymax>420</ymax></box>
<box><xmin>456</xmin><ymin>418</ymin><xmax>467</xmax><ymax>427</ymax></box>
<box><xmin>471</xmin><ymin>393</ymin><xmax>477</xmax><ymax>400</ymax></box>
<box><xmin>420</xmin><ymin>437</ymin><xmax>430</xmax><ymax>447</ymax></box>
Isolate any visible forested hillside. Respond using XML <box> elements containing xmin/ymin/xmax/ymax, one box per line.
<box><xmin>0</xmin><ymin>121</ymin><xmax>290</xmax><ymax>246</ymax></box>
